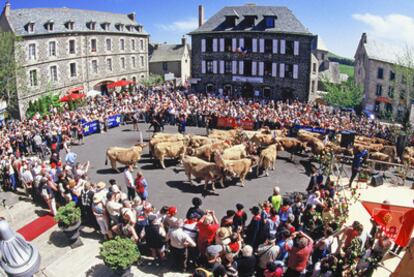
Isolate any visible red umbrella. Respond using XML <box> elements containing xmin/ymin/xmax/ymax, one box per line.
<box><xmin>59</xmin><ymin>93</ymin><xmax>86</xmax><ymax>102</ymax></box>
<box><xmin>107</xmin><ymin>80</ymin><xmax>133</xmax><ymax>89</ymax></box>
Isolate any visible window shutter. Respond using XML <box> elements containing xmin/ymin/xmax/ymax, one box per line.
<box><xmin>232</xmin><ymin>61</ymin><xmax>237</xmax><ymax>74</ymax></box>
<box><xmin>294</xmin><ymin>41</ymin><xmax>299</xmax><ymax>56</ymax></box>
<box><xmin>280</xmin><ymin>40</ymin><xmax>286</xmax><ymax>54</ymax></box>
<box><xmin>239</xmin><ymin>38</ymin><xmax>244</xmax><ymax>49</ymax></box>
<box><xmin>272</xmin><ymin>39</ymin><xmax>278</xmax><ymax>54</ymax></box>
<box><xmin>213</xmin><ymin>38</ymin><xmax>218</xmax><ymax>52</ymax></box>
<box><xmin>293</xmin><ymin>64</ymin><xmax>299</xmax><ymax>79</ymax></box>
<box><xmin>201</xmin><ymin>60</ymin><xmax>206</xmax><ymax>74</ymax></box>
<box><xmin>251</xmin><ymin>61</ymin><xmax>257</xmax><ymax>76</ymax></box>
<box><xmin>219</xmin><ymin>38</ymin><xmax>225</xmax><ymax>52</ymax></box>
<box><xmin>239</xmin><ymin>61</ymin><xmax>244</xmax><ymax>75</ymax></box>
<box><xmin>272</xmin><ymin>63</ymin><xmax>277</xmax><ymax>77</ymax></box>
<box><xmin>259</xmin><ymin>39</ymin><xmax>265</xmax><ymax>53</ymax></box>
<box><xmin>232</xmin><ymin>38</ymin><xmax>237</xmax><ymax>52</ymax></box>
<box><xmin>201</xmin><ymin>39</ymin><xmax>206</xmax><ymax>53</ymax></box>
<box><xmin>252</xmin><ymin>38</ymin><xmax>257</xmax><ymax>52</ymax></box>
<box><xmin>258</xmin><ymin>62</ymin><xmax>264</xmax><ymax>76</ymax></box>
<box><xmin>213</xmin><ymin>60</ymin><xmax>218</xmax><ymax>74</ymax></box>
<box><xmin>220</xmin><ymin>60</ymin><xmax>224</xmax><ymax>74</ymax></box>
<box><xmin>279</xmin><ymin>63</ymin><xmax>285</xmax><ymax>78</ymax></box>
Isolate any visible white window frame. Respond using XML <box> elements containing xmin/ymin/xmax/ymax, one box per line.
<box><xmin>49</xmin><ymin>65</ymin><xmax>58</xmax><ymax>82</ymax></box>
<box><xmin>120</xmin><ymin>38</ymin><xmax>125</xmax><ymax>51</ymax></box>
<box><xmin>201</xmin><ymin>60</ymin><xmax>206</xmax><ymax>74</ymax></box>
<box><xmin>90</xmin><ymin>38</ymin><xmax>97</xmax><ymax>53</ymax></box>
<box><xmin>239</xmin><ymin>38</ymin><xmax>244</xmax><ymax>49</ymax></box>
<box><xmin>259</xmin><ymin>39</ymin><xmax>265</xmax><ymax>53</ymax></box>
<box><xmin>140</xmin><ymin>55</ymin><xmax>145</xmax><ymax>67</ymax></box>
<box><xmin>251</xmin><ymin>61</ymin><xmax>257</xmax><ymax>76</ymax></box>
<box><xmin>232</xmin><ymin>60</ymin><xmax>237</xmax><ymax>74</ymax></box>
<box><xmin>131</xmin><ymin>56</ymin><xmax>136</xmax><ymax>68</ymax></box>
<box><xmin>120</xmin><ymin>57</ymin><xmax>126</xmax><ymax>70</ymax></box>
<box><xmin>131</xmin><ymin>39</ymin><xmax>136</xmax><ymax>51</ymax></box>
<box><xmin>213</xmin><ymin>38</ymin><xmax>218</xmax><ymax>52</ymax></box>
<box><xmin>219</xmin><ymin>60</ymin><xmax>225</xmax><ymax>74</ymax></box>
<box><xmin>294</xmin><ymin>41</ymin><xmax>299</xmax><ymax>56</ymax></box>
<box><xmin>258</xmin><ymin>62</ymin><xmax>264</xmax><ymax>76</ymax></box>
<box><xmin>272</xmin><ymin>39</ymin><xmax>278</xmax><ymax>54</ymax></box>
<box><xmin>68</xmin><ymin>39</ymin><xmax>76</xmax><ymax>54</ymax></box>
<box><xmin>28</xmin><ymin>43</ymin><xmax>37</xmax><ymax>60</ymax></box>
<box><xmin>106</xmin><ymin>38</ymin><xmax>112</xmax><ymax>52</ymax></box>
<box><xmin>238</xmin><ymin>61</ymin><xmax>244</xmax><ymax>75</ymax></box>
<box><xmin>232</xmin><ymin>38</ymin><xmax>237</xmax><ymax>52</ymax></box>
<box><xmin>219</xmin><ymin>38</ymin><xmax>225</xmax><ymax>52</ymax></box>
<box><xmin>201</xmin><ymin>39</ymin><xmax>206</xmax><ymax>53</ymax></box>
<box><xmin>48</xmin><ymin>41</ymin><xmax>57</xmax><ymax>57</ymax></box>
<box><xmin>293</xmin><ymin>64</ymin><xmax>299</xmax><ymax>79</ymax></box>
<box><xmin>29</xmin><ymin>69</ymin><xmax>38</xmax><ymax>87</ymax></box>
<box><xmin>69</xmin><ymin>62</ymin><xmax>77</xmax><ymax>78</ymax></box>
<box><xmin>213</xmin><ymin>60</ymin><xmax>218</xmax><ymax>74</ymax></box>
<box><xmin>252</xmin><ymin>38</ymin><xmax>257</xmax><ymax>52</ymax></box>
<box><xmin>279</xmin><ymin>63</ymin><xmax>285</xmax><ymax>78</ymax></box>
<box><xmin>91</xmin><ymin>59</ymin><xmax>98</xmax><ymax>74</ymax></box>
<box><xmin>272</xmin><ymin>63</ymin><xmax>277</xmax><ymax>77</ymax></box>
<box><xmin>280</xmin><ymin>40</ymin><xmax>286</xmax><ymax>54</ymax></box>
<box><xmin>107</xmin><ymin>58</ymin><xmax>113</xmax><ymax>72</ymax></box>
<box><xmin>140</xmin><ymin>39</ymin><xmax>144</xmax><ymax>51</ymax></box>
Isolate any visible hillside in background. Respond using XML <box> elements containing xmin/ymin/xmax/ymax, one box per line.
<box><xmin>328</xmin><ymin>52</ymin><xmax>355</xmax><ymax>78</ymax></box>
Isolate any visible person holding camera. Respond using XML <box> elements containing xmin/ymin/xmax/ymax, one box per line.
<box><xmin>285</xmin><ymin>231</ymin><xmax>314</xmax><ymax>277</ymax></box>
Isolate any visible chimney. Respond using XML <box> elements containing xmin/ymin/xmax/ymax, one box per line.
<box><xmin>128</xmin><ymin>12</ymin><xmax>136</xmax><ymax>21</ymax></box>
<box><xmin>181</xmin><ymin>36</ymin><xmax>187</xmax><ymax>46</ymax></box>
<box><xmin>198</xmin><ymin>5</ymin><xmax>204</xmax><ymax>27</ymax></box>
<box><xmin>362</xmin><ymin>32</ymin><xmax>367</xmax><ymax>44</ymax></box>
<box><xmin>4</xmin><ymin>1</ymin><xmax>11</xmax><ymax>17</ymax></box>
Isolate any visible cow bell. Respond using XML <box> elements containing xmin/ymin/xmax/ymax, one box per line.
<box><xmin>0</xmin><ymin>219</ymin><xmax>41</xmax><ymax>277</ymax></box>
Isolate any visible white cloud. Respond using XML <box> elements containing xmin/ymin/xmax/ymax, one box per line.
<box><xmin>352</xmin><ymin>13</ymin><xmax>414</xmax><ymax>45</ymax></box>
<box><xmin>156</xmin><ymin>17</ymin><xmax>198</xmax><ymax>32</ymax></box>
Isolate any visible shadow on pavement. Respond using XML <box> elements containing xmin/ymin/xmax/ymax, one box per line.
<box><xmin>85</xmin><ymin>263</ymin><xmax>112</xmax><ymax>277</ymax></box>
<box><xmin>48</xmin><ymin>230</ymin><xmax>70</xmax><ymax>248</ymax></box>
<box><xmin>96</xmin><ymin>168</ymin><xmax>122</xmax><ymax>175</ymax></box>
<box><xmin>166</xmin><ymin>180</ymin><xmax>220</xmax><ymax>197</ymax></box>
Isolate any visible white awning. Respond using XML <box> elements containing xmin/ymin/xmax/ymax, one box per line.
<box><xmin>87</xmin><ymin>90</ymin><xmax>101</xmax><ymax>98</ymax></box>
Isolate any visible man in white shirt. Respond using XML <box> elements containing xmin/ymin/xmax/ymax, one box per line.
<box><xmin>167</xmin><ymin>219</ymin><xmax>196</xmax><ymax>273</ymax></box>
<box><xmin>124</xmin><ymin>165</ymin><xmax>135</xmax><ymax>200</ymax></box>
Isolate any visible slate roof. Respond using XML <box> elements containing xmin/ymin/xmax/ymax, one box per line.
<box><xmin>149</xmin><ymin>43</ymin><xmax>188</xmax><ymax>63</ymax></box>
<box><xmin>363</xmin><ymin>37</ymin><xmax>404</xmax><ymax>64</ymax></box>
<box><xmin>189</xmin><ymin>5</ymin><xmax>312</xmax><ymax>35</ymax></box>
<box><xmin>7</xmin><ymin>8</ymin><xmax>148</xmax><ymax>36</ymax></box>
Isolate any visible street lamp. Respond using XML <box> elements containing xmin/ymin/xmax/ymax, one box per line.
<box><xmin>0</xmin><ymin>219</ymin><xmax>41</xmax><ymax>277</ymax></box>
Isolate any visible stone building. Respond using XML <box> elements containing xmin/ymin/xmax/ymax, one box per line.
<box><xmin>0</xmin><ymin>2</ymin><xmax>149</xmax><ymax>118</ymax></box>
<box><xmin>354</xmin><ymin>33</ymin><xmax>411</xmax><ymax>122</ymax></box>
<box><xmin>148</xmin><ymin>37</ymin><xmax>191</xmax><ymax>86</ymax></box>
<box><xmin>188</xmin><ymin>4</ymin><xmax>317</xmax><ymax>101</ymax></box>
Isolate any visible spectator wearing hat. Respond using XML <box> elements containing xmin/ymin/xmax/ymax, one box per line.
<box><xmin>286</xmin><ymin>231</ymin><xmax>314</xmax><ymax>277</ymax></box>
<box><xmin>134</xmin><ymin>171</ymin><xmax>149</xmax><ymax>201</ymax></box>
<box><xmin>94</xmin><ymin>181</ymin><xmax>108</xmax><ymax>203</ymax></box>
<box><xmin>92</xmin><ymin>195</ymin><xmax>112</xmax><ymax>240</ymax></box>
<box><xmin>246</xmin><ymin>206</ymin><xmax>262</xmax><ymax>250</ymax></box>
<box><xmin>256</xmin><ymin>233</ymin><xmax>280</xmax><ymax>277</ymax></box>
<box><xmin>196</xmin><ymin>244</ymin><xmax>226</xmax><ymax>276</ymax></box>
<box><xmin>164</xmin><ymin>206</ymin><xmax>178</xmax><ymax>231</ymax></box>
<box><xmin>167</xmin><ymin>219</ymin><xmax>196</xmax><ymax>272</ymax></box>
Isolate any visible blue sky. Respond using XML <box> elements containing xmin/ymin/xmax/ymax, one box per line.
<box><xmin>3</xmin><ymin>0</ymin><xmax>414</xmax><ymax>58</ymax></box>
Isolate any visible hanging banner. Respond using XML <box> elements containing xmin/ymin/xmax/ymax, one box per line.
<box><xmin>82</xmin><ymin>120</ymin><xmax>100</xmax><ymax>136</ymax></box>
<box><xmin>107</xmin><ymin>114</ymin><xmax>122</xmax><ymax>128</ymax></box>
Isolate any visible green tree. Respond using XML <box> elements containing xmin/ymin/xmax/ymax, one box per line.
<box><xmin>323</xmin><ymin>78</ymin><xmax>364</xmax><ymax>109</ymax></box>
<box><xmin>141</xmin><ymin>74</ymin><xmax>163</xmax><ymax>87</ymax></box>
<box><xmin>0</xmin><ymin>32</ymin><xmax>25</xmax><ymax>116</ymax></box>
<box><xmin>395</xmin><ymin>46</ymin><xmax>414</xmax><ymax>126</ymax></box>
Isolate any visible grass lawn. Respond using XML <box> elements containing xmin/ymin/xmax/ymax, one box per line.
<box><xmin>339</xmin><ymin>64</ymin><xmax>355</xmax><ymax>78</ymax></box>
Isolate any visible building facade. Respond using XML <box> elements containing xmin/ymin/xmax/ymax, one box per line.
<box><xmin>149</xmin><ymin>37</ymin><xmax>191</xmax><ymax>86</ymax></box>
<box><xmin>0</xmin><ymin>2</ymin><xmax>149</xmax><ymax>118</ymax></box>
<box><xmin>189</xmin><ymin>4</ymin><xmax>317</xmax><ymax>101</ymax></box>
<box><xmin>354</xmin><ymin>33</ymin><xmax>412</xmax><ymax>122</ymax></box>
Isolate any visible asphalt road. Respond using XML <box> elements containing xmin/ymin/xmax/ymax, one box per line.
<box><xmin>68</xmin><ymin>123</ymin><xmax>310</xmax><ymax>218</ymax></box>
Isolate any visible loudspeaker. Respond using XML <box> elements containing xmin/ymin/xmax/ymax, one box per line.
<box><xmin>370</xmin><ymin>174</ymin><xmax>383</xmax><ymax>187</ymax></box>
<box><xmin>341</xmin><ymin>131</ymin><xmax>355</xmax><ymax>148</ymax></box>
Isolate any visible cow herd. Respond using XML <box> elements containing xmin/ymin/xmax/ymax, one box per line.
<box><xmin>104</xmin><ymin>127</ymin><xmax>413</xmax><ymax>191</ymax></box>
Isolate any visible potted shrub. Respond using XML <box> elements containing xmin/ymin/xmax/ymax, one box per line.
<box><xmin>54</xmin><ymin>201</ymin><xmax>83</xmax><ymax>248</ymax></box>
<box><xmin>357</xmin><ymin>170</ymin><xmax>369</xmax><ymax>183</ymax></box>
<box><xmin>100</xmin><ymin>237</ymin><xmax>140</xmax><ymax>276</ymax></box>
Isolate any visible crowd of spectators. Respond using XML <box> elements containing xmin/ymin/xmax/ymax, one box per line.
<box><xmin>0</xmin><ymin>85</ymin><xmax>401</xmax><ymax>276</ymax></box>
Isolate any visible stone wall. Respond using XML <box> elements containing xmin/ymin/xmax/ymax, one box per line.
<box><xmin>14</xmin><ymin>32</ymin><xmax>149</xmax><ymax>118</ymax></box>
<box><xmin>191</xmin><ymin>32</ymin><xmax>314</xmax><ymax>101</ymax></box>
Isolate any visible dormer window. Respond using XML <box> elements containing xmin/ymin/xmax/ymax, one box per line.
<box><xmin>26</xmin><ymin>22</ymin><xmax>35</xmax><ymax>33</ymax></box>
<box><xmin>65</xmin><ymin>21</ymin><xmax>75</xmax><ymax>30</ymax></box>
<box><xmin>116</xmin><ymin>24</ymin><xmax>124</xmax><ymax>31</ymax></box>
<box><xmin>45</xmin><ymin>20</ymin><xmax>54</xmax><ymax>31</ymax></box>
<box><xmin>244</xmin><ymin>15</ymin><xmax>257</xmax><ymax>27</ymax></box>
<box><xmin>225</xmin><ymin>16</ymin><xmax>238</xmax><ymax>28</ymax></box>
<box><xmin>135</xmin><ymin>25</ymin><xmax>142</xmax><ymax>32</ymax></box>
<box><xmin>264</xmin><ymin>16</ymin><xmax>276</xmax><ymax>28</ymax></box>
<box><xmin>87</xmin><ymin>21</ymin><xmax>96</xmax><ymax>30</ymax></box>
<box><xmin>101</xmin><ymin>22</ymin><xmax>110</xmax><ymax>31</ymax></box>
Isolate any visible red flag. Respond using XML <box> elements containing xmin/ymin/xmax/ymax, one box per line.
<box><xmin>362</xmin><ymin>201</ymin><xmax>414</xmax><ymax>247</ymax></box>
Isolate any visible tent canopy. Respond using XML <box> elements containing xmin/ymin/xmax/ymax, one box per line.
<box><xmin>59</xmin><ymin>93</ymin><xmax>85</xmax><ymax>102</ymax></box>
<box><xmin>107</xmin><ymin>80</ymin><xmax>133</xmax><ymax>89</ymax></box>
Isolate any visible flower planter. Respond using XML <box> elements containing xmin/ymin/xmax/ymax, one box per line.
<box><xmin>62</xmin><ymin>220</ymin><xmax>83</xmax><ymax>248</ymax></box>
<box><xmin>112</xmin><ymin>266</ymin><xmax>132</xmax><ymax>277</ymax></box>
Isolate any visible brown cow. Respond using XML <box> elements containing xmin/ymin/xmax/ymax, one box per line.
<box><xmin>182</xmin><ymin>156</ymin><xmax>224</xmax><ymax>191</ymax></box>
<box><xmin>215</xmin><ymin>154</ymin><xmax>252</xmax><ymax>187</ymax></box>
<box><xmin>153</xmin><ymin>141</ymin><xmax>186</xmax><ymax>169</ymax></box>
<box><xmin>188</xmin><ymin>135</ymin><xmax>220</xmax><ymax>148</ymax></box>
<box><xmin>354</xmin><ymin>143</ymin><xmax>384</xmax><ymax>153</ymax></box>
<box><xmin>277</xmin><ymin>137</ymin><xmax>307</xmax><ymax>160</ymax></box>
<box><xmin>188</xmin><ymin>141</ymin><xmax>231</xmax><ymax>161</ymax></box>
<box><xmin>251</xmin><ymin>133</ymin><xmax>277</xmax><ymax>147</ymax></box>
<box><xmin>306</xmin><ymin>138</ymin><xmax>326</xmax><ymax>156</ymax></box>
<box><xmin>257</xmin><ymin>144</ymin><xmax>277</xmax><ymax>177</ymax></box>
<box><xmin>149</xmin><ymin>133</ymin><xmax>186</xmax><ymax>155</ymax></box>
<box><xmin>105</xmin><ymin>144</ymin><xmax>147</xmax><ymax>172</ymax></box>
<box><xmin>221</xmin><ymin>144</ymin><xmax>247</xmax><ymax>160</ymax></box>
